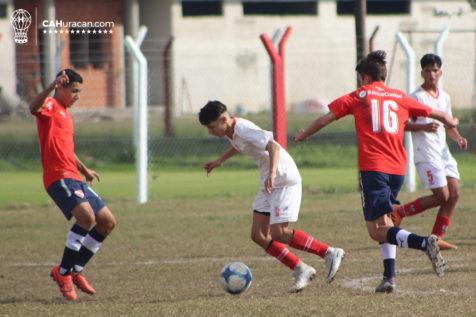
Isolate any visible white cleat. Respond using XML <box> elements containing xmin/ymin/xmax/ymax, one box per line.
<box><xmin>324</xmin><ymin>247</ymin><xmax>345</xmax><ymax>283</ymax></box>
<box><xmin>288</xmin><ymin>262</ymin><xmax>316</xmax><ymax>293</ymax></box>
<box><xmin>425</xmin><ymin>234</ymin><xmax>446</xmax><ymax>277</ymax></box>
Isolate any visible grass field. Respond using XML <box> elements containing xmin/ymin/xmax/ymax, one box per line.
<box><xmin>1</xmin><ymin>168</ymin><xmax>475</xmax><ymax>316</ymax></box>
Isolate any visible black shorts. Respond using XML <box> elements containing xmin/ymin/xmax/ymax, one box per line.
<box><xmin>47</xmin><ymin>178</ymin><xmax>106</xmax><ymax>220</ymax></box>
<box><xmin>359</xmin><ymin>171</ymin><xmax>404</xmax><ymax>221</ymax></box>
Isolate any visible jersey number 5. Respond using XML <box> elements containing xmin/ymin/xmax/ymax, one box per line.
<box><xmin>371</xmin><ymin>99</ymin><xmax>399</xmax><ymax>134</ymax></box>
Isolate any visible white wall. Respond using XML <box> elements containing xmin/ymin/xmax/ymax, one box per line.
<box><xmin>154</xmin><ymin>0</ymin><xmax>476</xmax><ymax>113</ymax></box>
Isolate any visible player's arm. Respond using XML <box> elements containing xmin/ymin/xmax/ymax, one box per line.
<box><xmin>75</xmin><ymin>154</ymin><xmax>100</xmax><ymax>184</ymax></box>
<box><xmin>446</xmin><ymin>127</ymin><xmax>468</xmax><ymax>150</ymax></box>
<box><xmin>203</xmin><ymin>147</ymin><xmax>238</xmax><ymax>176</ymax></box>
<box><xmin>405</xmin><ymin>122</ymin><xmax>439</xmax><ymax>133</ymax></box>
<box><xmin>293</xmin><ymin>112</ymin><xmax>336</xmax><ymax>142</ymax></box>
<box><xmin>428</xmin><ymin>109</ymin><xmax>458</xmax><ymax>129</ymax></box>
<box><xmin>29</xmin><ymin>71</ymin><xmax>69</xmax><ymax>114</ymax></box>
<box><xmin>264</xmin><ymin>140</ymin><xmax>280</xmax><ymax>193</ymax></box>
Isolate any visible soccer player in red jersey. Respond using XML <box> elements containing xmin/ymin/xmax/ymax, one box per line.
<box><xmin>30</xmin><ymin>69</ymin><xmax>117</xmax><ymax>300</ymax></box>
<box><xmin>294</xmin><ymin>51</ymin><xmax>458</xmax><ymax>293</ymax></box>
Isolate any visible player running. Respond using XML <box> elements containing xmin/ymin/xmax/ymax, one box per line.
<box><xmin>199</xmin><ymin>101</ymin><xmax>345</xmax><ymax>293</ymax></box>
<box><xmin>391</xmin><ymin>54</ymin><xmax>467</xmax><ymax>251</ymax></box>
<box><xmin>30</xmin><ymin>69</ymin><xmax>117</xmax><ymax>300</ymax></box>
<box><xmin>294</xmin><ymin>51</ymin><xmax>458</xmax><ymax>293</ymax></box>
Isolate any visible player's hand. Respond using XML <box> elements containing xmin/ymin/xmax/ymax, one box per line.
<box><xmin>204</xmin><ymin>159</ymin><xmax>222</xmax><ymax>177</ymax></box>
<box><xmin>293</xmin><ymin>129</ymin><xmax>307</xmax><ymax>142</ymax></box>
<box><xmin>53</xmin><ymin>70</ymin><xmax>69</xmax><ymax>89</ymax></box>
<box><xmin>457</xmin><ymin>137</ymin><xmax>468</xmax><ymax>150</ymax></box>
<box><xmin>84</xmin><ymin>168</ymin><xmax>100</xmax><ymax>185</ymax></box>
<box><xmin>423</xmin><ymin>122</ymin><xmax>439</xmax><ymax>133</ymax></box>
<box><xmin>264</xmin><ymin>172</ymin><xmax>276</xmax><ymax>193</ymax></box>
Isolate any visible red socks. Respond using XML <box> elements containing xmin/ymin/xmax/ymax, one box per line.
<box><xmin>397</xmin><ymin>199</ymin><xmax>424</xmax><ymax>217</ymax></box>
<box><xmin>289</xmin><ymin>229</ymin><xmax>329</xmax><ymax>258</ymax></box>
<box><xmin>432</xmin><ymin>215</ymin><xmax>450</xmax><ymax>238</ymax></box>
<box><xmin>266</xmin><ymin>241</ymin><xmax>300</xmax><ymax>270</ymax></box>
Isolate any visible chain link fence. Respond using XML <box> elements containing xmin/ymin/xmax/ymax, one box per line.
<box><xmin>2</xmin><ymin>32</ymin><xmax>475</xmax><ymax>179</ymax></box>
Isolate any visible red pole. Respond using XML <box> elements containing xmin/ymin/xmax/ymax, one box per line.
<box><xmin>260</xmin><ymin>26</ymin><xmax>292</xmax><ymax>149</ymax></box>
<box><xmin>163</xmin><ymin>37</ymin><xmax>174</xmax><ymax>137</ymax></box>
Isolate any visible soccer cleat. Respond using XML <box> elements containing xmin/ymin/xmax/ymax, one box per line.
<box><xmin>288</xmin><ymin>262</ymin><xmax>316</xmax><ymax>293</ymax></box>
<box><xmin>390</xmin><ymin>206</ymin><xmax>403</xmax><ymax>227</ymax></box>
<box><xmin>375</xmin><ymin>277</ymin><xmax>396</xmax><ymax>293</ymax></box>
<box><xmin>425</xmin><ymin>235</ymin><xmax>446</xmax><ymax>277</ymax></box>
<box><xmin>438</xmin><ymin>239</ymin><xmax>458</xmax><ymax>251</ymax></box>
<box><xmin>50</xmin><ymin>266</ymin><xmax>77</xmax><ymax>301</ymax></box>
<box><xmin>73</xmin><ymin>271</ymin><xmax>96</xmax><ymax>294</ymax></box>
<box><xmin>324</xmin><ymin>247</ymin><xmax>345</xmax><ymax>283</ymax></box>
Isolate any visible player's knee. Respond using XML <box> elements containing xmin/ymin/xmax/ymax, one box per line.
<box><xmin>98</xmin><ymin>215</ymin><xmax>116</xmax><ymax>236</ymax></box>
<box><xmin>250</xmin><ymin>231</ymin><xmax>266</xmax><ymax>245</ymax></box>
<box><xmin>77</xmin><ymin>214</ymin><xmax>94</xmax><ymax>229</ymax></box>
<box><xmin>434</xmin><ymin>190</ymin><xmax>450</xmax><ymax>204</ymax></box>
<box><xmin>448</xmin><ymin>188</ymin><xmax>459</xmax><ymax>204</ymax></box>
<box><xmin>269</xmin><ymin>227</ymin><xmax>282</xmax><ymax>240</ymax></box>
<box><xmin>367</xmin><ymin>229</ymin><xmax>380</xmax><ymax>242</ymax></box>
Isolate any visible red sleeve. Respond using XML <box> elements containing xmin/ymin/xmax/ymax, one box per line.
<box><xmin>402</xmin><ymin>94</ymin><xmax>432</xmax><ymax>118</ymax></box>
<box><xmin>327</xmin><ymin>92</ymin><xmax>357</xmax><ymax>120</ymax></box>
<box><xmin>33</xmin><ymin>98</ymin><xmax>55</xmax><ymax>119</ymax></box>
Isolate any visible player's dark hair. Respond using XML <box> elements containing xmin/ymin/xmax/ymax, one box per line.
<box><xmin>199</xmin><ymin>100</ymin><xmax>227</xmax><ymax>125</ymax></box>
<box><xmin>56</xmin><ymin>69</ymin><xmax>83</xmax><ymax>85</ymax></box>
<box><xmin>355</xmin><ymin>50</ymin><xmax>387</xmax><ymax>81</ymax></box>
<box><xmin>420</xmin><ymin>53</ymin><xmax>442</xmax><ymax>69</ymax></box>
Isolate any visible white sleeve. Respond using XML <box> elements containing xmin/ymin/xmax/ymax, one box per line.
<box><xmin>236</xmin><ymin>125</ymin><xmax>273</xmax><ymax>150</ymax></box>
<box><xmin>445</xmin><ymin>94</ymin><xmax>453</xmax><ymax>117</ymax></box>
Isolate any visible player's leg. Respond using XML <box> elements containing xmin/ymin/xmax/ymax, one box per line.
<box><xmin>361</xmin><ymin>172</ymin><xmax>445</xmax><ymax>278</ymax></box>
<box><xmin>432</xmin><ymin>154</ymin><xmax>460</xmax><ymax>239</ymax></box>
<box><xmin>251</xmin><ymin>189</ymin><xmax>307</xmax><ymax>292</ymax></box>
<box><xmin>47</xmin><ymin>179</ymin><xmax>93</xmax><ymax>300</ymax></box>
<box><xmin>366</xmin><ymin>216</ymin><xmax>446</xmax><ymax>277</ymax></box>
<box><xmin>392</xmin><ymin>162</ymin><xmax>448</xmax><ymax>225</ymax></box>
<box><xmin>72</xmin><ymin>184</ymin><xmax>115</xmax><ymax>294</ymax></box>
<box><xmin>432</xmin><ymin>177</ymin><xmax>459</xmax><ymax>239</ymax></box>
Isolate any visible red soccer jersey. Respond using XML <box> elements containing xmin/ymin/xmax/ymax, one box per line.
<box><xmin>328</xmin><ymin>81</ymin><xmax>432</xmax><ymax>175</ymax></box>
<box><xmin>34</xmin><ymin>97</ymin><xmax>82</xmax><ymax>189</ymax></box>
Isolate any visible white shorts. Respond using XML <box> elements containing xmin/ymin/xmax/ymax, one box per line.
<box><xmin>416</xmin><ymin>156</ymin><xmax>459</xmax><ymax>189</ymax></box>
<box><xmin>252</xmin><ymin>183</ymin><xmax>302</xmax><ymax>225</ymax></box>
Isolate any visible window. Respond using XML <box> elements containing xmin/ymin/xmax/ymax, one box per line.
<box><xmin>243</xmin><ymin>1</ymin><xmax>318</xmax><ymax>16</ymax></box>
<box><xmin>69</xmin><ymin>29</ymin><xmax>106</xmax><ymax>69</ymax></box>
<box><xmin>336</xmin><ymin>0</ymin><xmax>410</xmax><ymax>15</ymax></box>
<box><xmin>182</xmin><ymin>1</ymin><xmax>223</xmax><ymax>16</ymax></box>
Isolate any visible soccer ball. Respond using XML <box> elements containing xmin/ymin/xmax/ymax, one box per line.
<box><xmin>220</xmin><ymin>262</ymin><xmax>252</xmax><ymax>294</ymax></box>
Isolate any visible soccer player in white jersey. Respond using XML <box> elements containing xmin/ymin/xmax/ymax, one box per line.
<box><xmin>392</xmin><ymin>54</ymin><xmax>467</xmax><ymax>248</ymax></box>
<box><xmin>199</xmin><ymin>101</ymin><xmax>345</xmax><ymax>293</ymax></box>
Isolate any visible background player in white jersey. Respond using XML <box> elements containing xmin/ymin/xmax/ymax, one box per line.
<box><xmin>392</xmin><ymin>54</ymin><xmax>467</xmax><ymax>248</ymax></box>
<box><xmin>199</xmin><ymin>101</ymin><xmax>345</xmax><ymax>293</ymax></box>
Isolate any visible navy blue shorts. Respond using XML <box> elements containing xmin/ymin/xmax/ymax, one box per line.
<box><xmin>47</xmin><ymin>178</ymin><xmax>106</xmax><ymax>220</ymax></box>
<box><xmin>359</xmin><ymin>171</ymin><xmax>404</xmax><ymax>221</ymax></box>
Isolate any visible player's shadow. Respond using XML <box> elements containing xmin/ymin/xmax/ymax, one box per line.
<box><xmin>0</xmin><ymin>297</ymin><xmax>96</xmax><ymax>305</ymax></box>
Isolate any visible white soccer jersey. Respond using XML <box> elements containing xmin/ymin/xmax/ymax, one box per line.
<box><xmin>410</xmin><ymin>86</ymin><xmax>453</xmax><ymax>164</ymax></box>
<box><xmin>227</xmin><ymin>118</ymin><xmax>301</xmax><ymax>188</ymax></box>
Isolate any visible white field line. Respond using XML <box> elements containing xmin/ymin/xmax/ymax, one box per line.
<box><xmin>340</xmin><ymin>265</ymin><xmax>467</xmax><ymax>295</ymax></box>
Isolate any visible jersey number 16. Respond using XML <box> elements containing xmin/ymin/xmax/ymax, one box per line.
<box><xmin>371</xmin><ymin>99</ymin><xmax>399</xmax><ymax>134</ymax></box>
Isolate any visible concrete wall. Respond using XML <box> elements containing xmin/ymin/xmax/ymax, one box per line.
<box><xmin>0</xmin><ymin>1</ymin><xmax>18</xmax><ymax>100</ymax></box>
<box><xmin>155</xmin><ymin>0</ymin><xmax>476</xmax><ymax>114</ymax></box>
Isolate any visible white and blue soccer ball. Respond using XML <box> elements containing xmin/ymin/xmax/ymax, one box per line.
<box><xmin>220</xmin><ymin>262</ymin><xmax>252</xmax><ymax>294</ymax></box>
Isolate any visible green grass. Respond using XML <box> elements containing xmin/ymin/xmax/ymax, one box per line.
<box><xmin>2</xmin><ymin>161</ymin><xmax>476</xmax><ymax>209</ymax></box>
<box><xmin>0</xmin><ymin>170</ymin><xmax>475</xmax><ymax>316</ymax></box>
